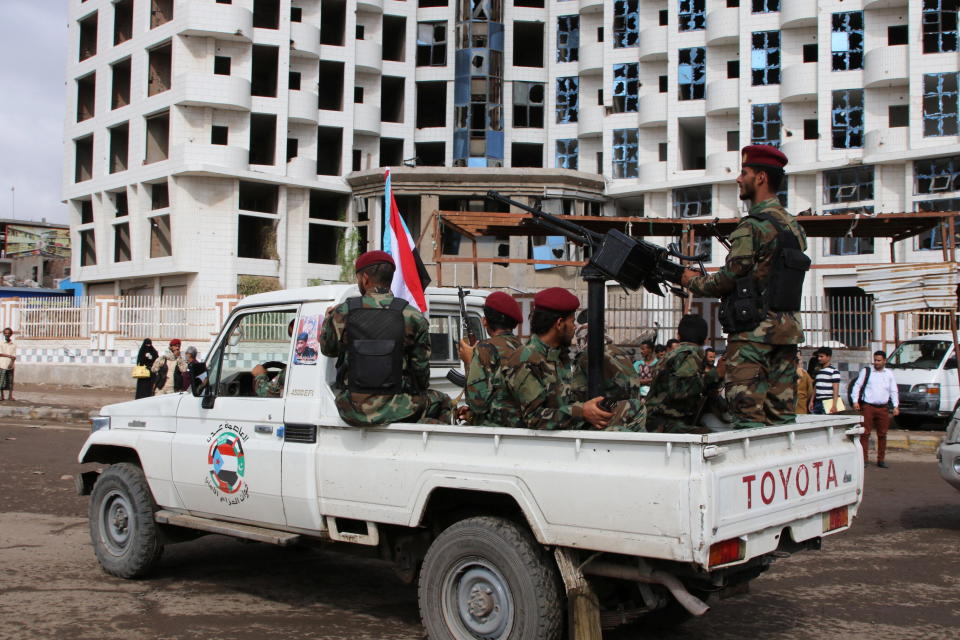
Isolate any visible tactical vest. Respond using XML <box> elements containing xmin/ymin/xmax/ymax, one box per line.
<box><xmin>719</xmin><ymin>211</ymin><xmax>810</xmax><ymax>333</ymax></box>
<box><xmin>343</xmin><ymin>296</ymin><xmax>407</xmax><ymax>394</ymax></box>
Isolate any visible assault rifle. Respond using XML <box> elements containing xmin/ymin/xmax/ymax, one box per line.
<box><xmin>446</xmin><ymin>287</ymin><xmax>477</xmax><ymax>391</ymax></box>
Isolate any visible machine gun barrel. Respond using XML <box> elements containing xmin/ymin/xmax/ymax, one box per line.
<box><xmin>486</xmin><ymin>190</ymin><xmax>603</xmax><ymax>247</ymax></box>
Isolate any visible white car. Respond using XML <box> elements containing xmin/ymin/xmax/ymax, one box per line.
<box><xmin>937</xmin><ymin>405</ymin><xmax>960</xmax><ymax>492</ymax></box>
<box><xmin>886</xmin><ymin>335</ymin><xmax>960</xmax><ymax>420</ymax></box>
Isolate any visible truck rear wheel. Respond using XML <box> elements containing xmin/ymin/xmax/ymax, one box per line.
<box><xmin>88</xmin><ymin>463</ymin><xmax>163</xmax><ymax>578</ymax></box>
<box><xmin>418</xmin><ymin>516</ymin><xmax>563</xmax><ymax>640</ymax></box>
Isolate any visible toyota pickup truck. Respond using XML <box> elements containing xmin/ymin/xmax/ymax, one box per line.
<box><xmin>76</xmin><ymin>284</ymin><xmax>864</xmax><ymax>638</ymax></box>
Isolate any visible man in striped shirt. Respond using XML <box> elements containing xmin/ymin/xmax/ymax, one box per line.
<box><xmin>812</xmin><ymin>347</ymin><xmax>842</xmax><ymax>414</ymax></box>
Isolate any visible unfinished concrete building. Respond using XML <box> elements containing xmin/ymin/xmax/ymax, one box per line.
<box><xmin>63</xmin><ymin>0</ymin><xmax>960</xmax><ymax>300</ymax></box>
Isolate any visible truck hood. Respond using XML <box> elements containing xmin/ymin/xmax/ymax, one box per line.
<box><xmin>98</xmin><ymin>393</ymin><xmax>183</xmax><ymax>418</ymax></box>
<box><xmin>889</xmin><ymin>368</ymin><xmax>941</xmax><ymax>387</ymax></box>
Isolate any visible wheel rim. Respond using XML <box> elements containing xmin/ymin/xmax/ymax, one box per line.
<box><xmin>100</xmin><ymin>489</ymin><xmax>133</xmax><ymax>556</ymax></box>
<box><xmin>441</xmin><ymin>557</ymin><xmax>514</xmax><ymax>639</ymax></box>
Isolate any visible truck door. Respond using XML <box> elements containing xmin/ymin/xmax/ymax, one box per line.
<box><xmin>172</xmin><ymin>306</ymin><xmax>297</xmax><ymax>526</ymax></box>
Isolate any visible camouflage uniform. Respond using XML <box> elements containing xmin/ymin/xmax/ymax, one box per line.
<box><xmin>687</xmin><ymin>197</ymin><xmax>806</xmax><ymax>429</ymax></box>
<box><xmin>503</xmin><ymin>334</ymin><xmax>585</xmax><ymax>430</ymax></box>
<box><xmin>569</xmin><ymin>344</ymin><xmax>646</xmax><ymax>432</ymax></box>
<box><xmin>644</xmin><ymin>343</ymin><xmax>707</xmax><ymax>433</ymax></box>
<box><xmin>319</xmin><ymin>289</ymin><xmax>453</xmax><ymax>426</ymax></box>
<box><xmin>464</xmin><ymin>333</ymin><xmax>523</xmax><ymax>427</ymax></box>
<box><xmin>254</xmin><ymin>369</ymin><xmax>285</xmax><ymax>397</ymax></box>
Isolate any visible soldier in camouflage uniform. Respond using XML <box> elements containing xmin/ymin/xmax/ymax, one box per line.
<box><xmin>319</xmin><ymin>251</ymin><xmax>453</xmax><ymax>426</ymax></box>
<box><xmin>458</xmin><ymin>292</ymin><xmax>524</xmax><ymax>427</ymax></box>
<box><xmin>644</xmin><ymin>315</ymin><xmax>711</xmax><ymax>433</ymax></box>
<box><xmin>502</xmin><ymin>288</ymin><xmax>611</xmax><ymax>430</ymax></box>
<box><xmin>682</xmin><ymin>145</ymin><xmax>806</xmax><ymax>429</ymax></box>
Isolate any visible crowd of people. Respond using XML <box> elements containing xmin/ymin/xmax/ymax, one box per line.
<box><xmin>134</xmin><ymin>337</ymin><xmax>206</xmax><ymax>399</ymax></box>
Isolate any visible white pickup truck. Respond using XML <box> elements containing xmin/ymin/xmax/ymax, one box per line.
<box><xmin>77</xmin><ymin>285</ymin><xmax>864</xmax><ymax>638</ymax></box>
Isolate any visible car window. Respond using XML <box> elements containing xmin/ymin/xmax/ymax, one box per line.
<box><xmin>429</xmin><ymin>313</ymin><xmax>484</xmax><ymax>364</ymax></box>
<box><xmin>887</xmin><ymin>340</ymin><xmax>951</xmax><ymax>370</ymax></box>
<box><xmin>208</xmin><ymin>309</ymin><xmax>297</xmax><ymax>397</ymax></box>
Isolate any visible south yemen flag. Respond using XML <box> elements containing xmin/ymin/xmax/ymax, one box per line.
<box><xmin>382</xmin><ymin>168</ymin><xmax>430</xmax><ymax>312</ymax></box>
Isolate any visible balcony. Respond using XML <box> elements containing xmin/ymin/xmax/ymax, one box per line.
<box><xmin>640</xmin><ymin>161</ymin><xmax>667</xmax><ymax>185</ymax></box>
<box><xmin>781</xmin><ymin>139</ymin><xmax>818</xmax><ymax>165</ymax></box>
<box><xmin>638</xmin><ymin>93</ymin><xmax>667</xmax><ymax>127</ymax></box>
<box><xmin>865</xmin><ymin>127</ymin><xmax>908</xmax><ymax>157</ymax></box>
<box><xmin>864</xmin><ymin>46</ymin><xmax>908</xmax><ymax>88</ymax></box>
<box><xmin>639</xmin><ymin>26</ymin><xmax>667</xmax><ymax>61</ymax></box>
<box><xmin>707</xmin><ymin>150</ymin><xmax>739</xmax><ymax>177</ymax></box>
<box><xmin>706</xmin><ymin>7</ymin><xmax>738</xmax><ymax>46</ymax></box>
<box><xmin>579</xmin><ymin>0</ymin><xmax>604</xmax><ymax>13</ymax></box>
<box><xmin>706</xmin><ymin>78</ymin><xmax>738</xmax><ymax>115</ymax></box>
<box><xmin>173</xmin><ymin>73</ymin><xmax>251</xmax><ymax>111</ymax></box>
<box><xmin>288</xmin><ymin>89</ymin><xmax>319</xmax><ymax>124</ymax></box>
<box><xmin>577</xmin><ymin>106</ymin><xmax>603</xmax><ymax>137</ymax></box>
<box><xmin>780</xmin><ymin>64</ymin><xmax>817</xmax><ymax>102</ymax></box>
<box><xmin>287</xmin><ymin>156</ymin><xmax>317</xmax><ymax>181</ymax></box>
<box><xmin>353</xmin><ymin>103</ymin><xmax>381</xmax><ymax>136</ymax></box>
<box><xmin>781</xmin><ymin>0</ymin><xmax>817</xmax><ymax>29</ymax></box>
<box><xmin>864</xmin><ymin>0</ymin><xmax>909</xmax><ymax>10</ymax></box>
<box><xmin>290</xmin><ymin>21</ymin><xmax>320</xmax><ymax>58</ymax></box>
<box><xmin>356</xmin><ymin>0</ymin><xmax>383</xmax><ymax>12</ymax></box>
<box><xmin>355</xmin><ymin>39</ymin><xmax>383</xmax><ymax>74</ymax></box>
<box><xmin>578</xmin><ymin>41</ymin><xmax>602</xmax><ymax>75</ymax></box>
<box><xmin>179</xmin><ymin>1</ymin><xmax>252</xmax><ymax>41</ymax></box>
<box><xmin>177</xmin><ymin>143</ymin><xmax>248</xmax><ymax>172</ymax></box>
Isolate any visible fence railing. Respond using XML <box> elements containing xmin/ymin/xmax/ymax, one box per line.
<box><xmin>18</xmin><ymin>296</ymin><xmax>97</xmax><ymax>339</ymax></box>
<box><xmin>118</xmin><ymin>296</ymin><xmax>220</xmax><ymax>341</ymax></box>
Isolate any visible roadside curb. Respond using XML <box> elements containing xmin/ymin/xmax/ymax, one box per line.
<box><xmin>0</xmin><ymin>405</ymin><xmax>93</xmax><ymax>422</ymax></box>
<box><xmin>880</xmin><ymin>431</ymin><xmax>943</xmax><ymax>455</ymax></box>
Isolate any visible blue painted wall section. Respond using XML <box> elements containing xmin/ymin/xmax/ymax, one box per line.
<box><xmin>453</xmin><ymin>1</ymin><xmax>504</xmax><ymax>167</ymax></box>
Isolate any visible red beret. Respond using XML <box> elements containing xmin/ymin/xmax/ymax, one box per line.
<box><xmin>169</xmin><ymin>339</ymin><xmax>181</xmax><ymax>346</ymax></box>
<box><xmin>484</xmin><ymin>291</ymin><xmax>523</xmax><ymax>323</ymax></box>
<box><xmin>354</xmin><ymin>250</ymin><xmax>394</xmax><ymax>273</ymax></box>
<box><xmin>533</xmin><ymin>287</ymin><xmax>580</xmax><ymax>313</ymax></box>
<box><xmin>742</xmin><ymin>145</ymin><xmax>788</xmax><ymax>170</ymax></box>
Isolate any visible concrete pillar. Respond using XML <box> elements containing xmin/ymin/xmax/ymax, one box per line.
<box><xmin>0</xmin><ymin>298</ymin><xmax>20</xmax><ymax>332</ymax></box>
<box><xmin>214</xmin><ymin>295</ymin><xmax>242</xmax><ymax>335</ymax></box>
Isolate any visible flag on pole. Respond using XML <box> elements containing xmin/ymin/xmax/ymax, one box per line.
<box><xmin>383</xmin><ymin>168</ymin><xmax>430</xmax><ymax>312</ymax></box>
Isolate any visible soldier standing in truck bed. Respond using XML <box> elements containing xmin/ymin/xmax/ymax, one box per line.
<box><xmin>320</xmin><ymin>250</ymin><xmax>453</xmax><ymax>426</ymax></box>
<box><xmin>681</xmin><ymin>145</ymin><xmax>810</xmax><ymax>429</ymax></box>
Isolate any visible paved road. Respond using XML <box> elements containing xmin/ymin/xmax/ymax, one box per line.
<box><xmin>1</xmin><ymin>421</ymin><xmax>958</xmax><ymax>640</ymax></box>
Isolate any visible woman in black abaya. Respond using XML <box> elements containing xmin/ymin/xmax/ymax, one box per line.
<box><xmin>135</xmin><ymin>338</ymin><xmax>159</xmax><ymax>399</ymax></box>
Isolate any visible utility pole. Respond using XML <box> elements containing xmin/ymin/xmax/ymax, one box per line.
<box><xmin>9</xmin><ymin>185</ymin><xmax>14</xmax><ymax>220</ymax></box>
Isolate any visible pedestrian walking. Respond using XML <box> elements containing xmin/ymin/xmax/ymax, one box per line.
<box><xmin>813</xmin><ymin>347</ymin><xmax>842</xmax><ymax>414</ymax></box>
<box><xmin>0</xmin><ymin>327</ymin><xmax>16</xmax><ymax>401</ymax></box>
<box><xmin>851</xmin><ymin>350</ymin><xmax>899</xmax><ymax>468</ymax></box>
<box><xmin>135</xmin><ymin>338</ymin><xmax>159</xmax><ymax>399</ymax></box>
<box><xmin>152</xmin><ymin>338</ymin><xmax>186</xmax><ymax>394</ymax></box>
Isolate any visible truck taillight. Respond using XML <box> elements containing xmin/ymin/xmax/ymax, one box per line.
<box><xmin>709</xmin><ymin>538</ymin><xmax>745</xmax><ymax>567</ymax></box>
<box><xmin>822</xmin><ymin>506</ymin><xmax>849</xmax><ymax>532</ymax></box>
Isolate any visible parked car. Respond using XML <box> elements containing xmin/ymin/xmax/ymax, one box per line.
<box><xmin>885</xmin><ymin>334</ymin><xmax>960</xmax><ymax>420</ymax></box>
<box><xmin>937</xmin><ymin>404</ymin><xmax>960</xmax><ymax>492</ymax></box>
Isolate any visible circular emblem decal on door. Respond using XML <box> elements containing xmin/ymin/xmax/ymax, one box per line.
<box><xmin>207</xmin><ymin>431</ymin><xmax>246</xmax><ymax>495</ymax></box>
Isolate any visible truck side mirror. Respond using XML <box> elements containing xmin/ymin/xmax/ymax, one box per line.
<box><xmin>946</xmin><ymin>357</ymin><xmax>957</xmax><ymax>370</ymax></box>
<box><xmin>200</xmin><ymin>384</ymin><xmax>216</xmax><ymax>409</ymax></box>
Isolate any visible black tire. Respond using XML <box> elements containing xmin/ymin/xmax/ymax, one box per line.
<box><xmin>88</xmin><ymin>463</ymin><xmax>163</xmax><ymax>579</ymax></box>
<box><xmin>418</xmin><ymin>516</ymin><xmax>563</xmax><ymax>640</ymax></box>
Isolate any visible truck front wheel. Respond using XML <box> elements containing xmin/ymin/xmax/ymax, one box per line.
<box><xmin>418</xmin><ymin>516</ymin><xmax>563</xmax><ymax>640</ymax></box>
<box><xmin>88</xmin><ymin>463</ymin><xmax>163</xmax><ymax>578</ymax></box>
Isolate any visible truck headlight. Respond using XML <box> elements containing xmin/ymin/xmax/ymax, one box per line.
<box><xmin>90</xmin><ymin>416</ymin><xmax>111</xmax><ymax>432</ymax></box>
<box><xmin>911</xmin><ymin>384</ymin><xmax>940</xmax><ymax>395</ymax></box>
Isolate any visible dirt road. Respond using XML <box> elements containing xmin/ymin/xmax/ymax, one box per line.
<box><xmin>1</xmin><ymin>422</ymin><xmax>958</xmax><ymax>639</ymax></box>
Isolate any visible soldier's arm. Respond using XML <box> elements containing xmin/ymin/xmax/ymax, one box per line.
<box><xmin>464</xmin><ymin>345</ymin><xmax>496</xmax><ymax>422</ymax></box>
<box><xmin>687</xmin><ymin>224</ymin><xmax>758</xmax><ymax>298</ymax></box>
<box><xmin>511</xmin><ymin>366</ymin><xmax>583</xmax><ymax>430</ymax></box>
<box><xmin>409</xmin><ymin>311</ymin><xmax>432</xmax><ymax>390</ymax></box>
<box><xmin>319</xmin><ymin>303</ymin><xmax>346</xmax><ymax>357</ymax></box>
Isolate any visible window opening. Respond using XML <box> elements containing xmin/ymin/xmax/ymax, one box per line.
<box><xmin>673</xmin><ymin>185</ymin><xmax>712</xmax><ymax>218</ymax></box>
<box><xmin>380</xmin><ymin>138</ymin><xmax>404</xmax><ymax>167</ymax></box>
<box><xmin>612</xmin><ymin>129</ymin><xmax>639</xmax><ymax>179</ymax></box>
<box><xmin>114</xmin><ymin>223</ymin><xmax>131</xmax><ymax>263</ymax></box>
<box><xmin>803</xmin><ymin>43</ymin><xmax>818</xmax><ymax>63</ymax></box>
<box><xmin>804</xmin><ymin>119</ymin><xmax>819</xmax><ymax>139</ymax></box>
<box><xmin>109</xmin><ymin>122</ymin><xmax>129</xmax><ymax>173</ymax></box>
<box><xmin>752</xmin><ymin>0</ymin><xmax>779</xmax><ymax>13</ymax></box>
<box><xmin>513</xmin><ymin>82</ymin><xmax>544</xmax><ymax>128</ymax></box>
<box><xmin>923</xmin><ymin>72</ymin><xmax>959</xmax><ymax>137</ymax></box>
<box><xmin>727</xmin><ymin>60</ymin><xmax>739</xmax><ymax>79</ymax></box>
<box><xmin>678</xmin><ymin>118</ymin><xmax>706</xmax><ymax>170</ymax></box>
<box><xmin>831</xmin><ymin>12</ymin><xmax>864</xmax><ymax>71</ymax></box>
<box><xmin>113</xmin><ymin>191</ymin><xmax>128</xmax><ymax>217</ymax></box>
<box><xmin>149</xmin><ymin>215</ymin><xmax>171</xmax><ymax>258</ymax></box>
<box><xmin>151</xmin><ymin>182</ymin><xmax>169</xmax><ymax>209</ymax></box>
<box><xmin>415</xmin><ymin>142</ymin><xmax>445</xmax><ymax>166</ymax></box>
<box><xmin>916</xmin><ymin>198</ymin><xmax>960</xmax><ymax>250</ymax></box>
<box><xmin>751</xmin><ymin>103</ymin><xmax>781</xmax><ymax>147</ymax></box>
<box><xmin>145</xmin><ymin>110</ymin><xmax>170</xmax><ymax>163</ymax></box>
<box><xmin>889</xmin><ymin>105</ymin><xmax>909</xmax><ymax>127</ymax></box>
<box><xmin>237</xmin><ymin>216</ymin><xmax>278</xmax><ymax>260</ymax></box>
<box><xmin>320</xmin><ymin>0</ymin><xmax>346</xmax><ymax>45</ymax></box>
<box><xmin>678</xmin><ymin>47</ymin><xmax>706</xmax><ymax>100</ymax></box>
<box><xmin>212</xmin><ymin>125</ymin><xmax>228</xmax><ymax>145</ymax></box>
<box><xmin>316</xmin><ymin>126</ymin><xmax>343</xmax><ymax>175</ymax></box>
<box><xmin>111</xmin><ymin>58</ymin><xmax>131</xmax><ymax>109</ymax></box>
<box><xmin>557</xmin><ymin>15</ymin><xmax>579</xmax><ymax>62</ymax></box>
<box><xmin>888</xmin><ymin>25</ymin><xmax>908</xmax><ymax>46</ymax></box>
<box><xmin>831</xmin><ymin>89</ymin><xmax>864</xmax><ymax>149</ymax></box>
<box><xmin>147</xmin><ymin>42</ymin><xmax>172</xmax><ymax>96</ymax></box>
<box><xmin>79</xmin><ymin>12</ymin><xmax>98</xmax><ymax>61</ymax></box>
<box><xmin>251</xmin><ymin>46</ymin><xmax>279</xmax><ymax>97</ymax></box>
<box><xmin>923</xmin><ymin>0</ymin><xmax>958</xmax><ymax>54</ymax></box>
<box><xmin>77</xmin><ymin>73</ymin><xmax>95</xmax><ymax>122</ymax></box>
<box><xmin>79</xmin><ymin>200</ymin><xmax>94</xmax><ymax>224</ymax></box>
<box><xmin>214</xmin><ymin>56</ymin><xmax>231</xmax><ymax>75</ymax></box>
<box><xmin>75</xmin><ymin>136</ymin><xmax>94</xmax><ymax>183</ymax></box>
<box><xmin>678</xmin><ymin>1</ymin><xmax>705</xmax><ymax>32</ymax></box>
<box><xmin>555</xmin><ymin>77</ymin><xmax>578</xmax><ymax>123</ymax></box>
<box><xmin>249</xmin><ymin>113</ymin><xmax>277</xmax><ymax>165</ymax></box>
<box><xmin>915</xmin><ymin>156</ymin><xmax>960</xmax><ymax>194</ymax></box>
<box><xmin>416</xmin><ymin>81</ymin><xmax>447</xmax><ymax>128</ymax></box>
<box><xmin>751</xmin><ymin>31</ymin><xmax>780</xmax><ymax>85</ymax></box>
<box><xmin>513</xmin><ymin>22</ymin><xmax>544</xmax><ymax>67</ymax></box>
<box><xmin>381</xmin><ymin>76</ymin><xmax>405</xmax><ymax>123</ymax></box>
<box><xmin>114</xmin><ymin>0</ymin><xmax>133</xmax><ymax>45</ymax></box>
<box><xmin>613</xmin><ymin>0</ymin><xmax>639</xmax><ymax>48</ymax></box>
<box><xmin>824</xmin><ymin>166</ymin><xmax>874</xmax><ymax>204</ymax></box>
<box><xmin>80</xmin><ymin>229</ymin><xmax>96</xmax><ymax>266</ymax></box>
<box><xmin>252</xmin><ymin>0</ymin><xmax>280</xmax><ymax>29</ymax></box>
<box><xmin>511</xmin><ymin>143</ymin><xmax>543</xmax><ymax>168</ymax></box>
<box><xmin>150</xmin><ymin>0</ymin><xmax>173</xmax><ymax>29</ymax></box>
<box><xmin>727</xmin><ymin>130</ymin><xmax>739</xmax><ymax>151</ymax></box>
<box><xmin>417</xmin><ymin>22</ymin><xmax>447</xmax><ymax>66</ymax></box>
<box><xmin>383</xmin><ymin>15</ymin><xmax>406</xmax><ymax>61</ymax></box>
<box><xmin>318</xmin><ymin>61</ymin><xmax>344</xmax><ymax>110</ymax></box>
<box><xmin>289</xmin><ymin>71</ymin><xmax>301</xmax><ymax>90</ymax></box>
<box><xmin>308</xmin><ymin>225</ymin><xmax>344</xmax><ymax>264</ymax></box>
<box><xmin>556</xmin><ymin>139</ymin><xmax>578</xmax><ymax>170</ymax></box>
<box><xmin>613</xmin><ymin>63</ymin><xmax>639</xmax><ymax>112</ymax></box>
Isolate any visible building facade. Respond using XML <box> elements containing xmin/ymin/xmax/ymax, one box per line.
<box><xmin>63</xmin><ymin>0</ymin><xmax>960</xmax><ymax>299</ymax></box>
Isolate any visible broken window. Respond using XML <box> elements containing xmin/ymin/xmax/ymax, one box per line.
<box><xmin>923</xmin><ymin>72</ymin><xmax>959</xmax><ymax>137</ymax></box>
<box><xmin>923</xmin><ymin>0</ymin><xmax>958</xmax><ymax>54</ymax></box>
<box><xmin>152</xmin><ymin>182</ymin><xmax>169</xmax><ymax>209</ymax></box>
<box><xmin>80</xmin><ymin>229</ymin><xmax>96</xmax><ymax>266</ymax></box>
<box><xmin>751</xmin><ymin>31</ymin><xmax>780</xmax><ymax>85</ymax></box>
<box><xmin>251</xmin><ymin>46</ymin><xmax>279</xmax><ymax>97</ymax></box>
<box><xmin>416</xmin><ymin>82</ymin><xmax>447</xmax><ymax>127</ymax></box>
<box><xmin>383</xmin><ymin>15</ymin><xmax>406</xmax><ymax>61</ymax></box>
<box><xmin>557</xmin><ymin>15</ymin><xmax>579</xmax><ymax>62</ymax></box>
<box><xmin>145</xmin><ymin>110</ymin><xmax>170</xmax><ymax>163</ymax></box>
<box><xmin>828</xmin><ymin>234</ymin><xmax>875</xmax><ymax>256</ymax></box>
<box><xmin>237</xmin><ymin>216</ymin><xmax>277</xmax><ymax>260</ymax></box>
<box><xmin>309</xmin><ymin>191</ymin><xmax>347</xmax><ymax>221</ymax></box>
<box><xmin>751</xmin><ymin>103</ymin><xmax>781</xmax><ymax>147</ymax></box>
<box><xmin>513</xmin><ymin>22</ymin><xmax>544</xmax><ymax>67</ymax></box>
<box><xmin>253</xmin><ymin>0</ymin><xmax>280</xmax><ymax>29</ymax></box>
<box><xmin>824</xmin><ymin>166</ymin><xmax>874</xmax><ymax>204</ymax></box>
<box><xmin>752</xmin><ymin>0</ymin><xmax>779</xmax><ymax>12</ymax></box>
<box><xmin>556</xmin><ymin>139</ymin><xmax>578</xmax><ymax>170</ymax></box>
<box><xmin>417</xmin><ymin>22</ymin><xmax>447</xmax><ymax>66</ymax></box>
<box><xmin>612</xmin><ymin>129</ymin><xmax>639</xmax><ymax>179</ymax></box>
<box><xmin>316</xmin><ymin>126</ymin><xmax>342</xmax><ymax>174</ymax></box>
<box><xmin>612</xmin><ymin>63</ymin><xmax>639</xmax><ymax>113</ymax></box>
<box><xmin>308</xmin><ymin>224</ymin><xmax>344</xmax><ymax>264</ymax></box>
<box><xmin>831</xmin><ymin>89</ymin><xmax>864</xmax><ymax>149</ymax></box>
<box><xmin>109</xmin><ymin>122</ymin><xmax>129</xmax><ymax>173</ymax></box>
<box><xmin>915</xmin><ymin>155</ymin><xmax>960</xmax><ymax>194</ymax></box>
<box><xmin>149</xmin><ymin>215</ymin><xmax>172</xmax><ymax>258</ymax></box>
<box><xmin>673</xmin><ymin>185</ymin><xmax>712</xmax><ymax>218</ymax></box>
<box><xmin>513</xmin><ymin>82</ymin><xmax>544</xmax><ymax>128</ymax></box>
<box><xmin>113</xmin><ymin>191</ymin><xmax>128</xmax><ymax>217</ymax></box>
<box><xmin>678</xmin><ymin>48</ymin><xmax>706</xmax><ymax>100</ymax></box>
<box><xmin>113</xmin><ymin>0</ymin><xmax>133</xmax><ymax>45</ymax></box>
<box><xmin>79</xmin><ymin>12</ymin><xmax>97</xmax><ymax>61</ymax></box>
<box><xmin>511</xmin><ymin>143</ymin><xmax>543</xmax><ymax>168</ymax></box>
<box><xmin>111</xmin><ymin>58</ymin><xmax>131</xmax><ymax>109</ymax></box>
<box><xmin>249</xmin><ymin>114</ymin><xmax>277</xmax><ymax>165</ymax></box>
<box><xmin>239</xmin><ymin>181</ymin><xmax>278</xmax><ymax>213</ymax></box>
<box><xmin>613</xmin><ymin>0</ymin><xmax>639</xmax><ymax>48</ymax></box>
<box><xmin>318</xmin><ymin>61</ymin><xmax>344</xmax><ymax>110</ymax></box>
<box><xmin>150</xmin><ymin>0</ymin><xmax>173</xmax><ymax>29</ymax></box>
<box><xmin>831</xmin><ymin>12</ymin><xmax>864</xmax><ymax>71</ymax></box>
<box><xmin>320</xmin><ymin>0</ymin><xmax>345</xmax><ymax>45</ymax></box>
<box><xmin>77</xmin><ymin>73</ymin><xmax>95</xmax><ymax>122</ymax></box>
<box><xmin>380</xmin><ymin>138</ymin><xmax>404</xmax><ymax>167</ymax></box>
<box><xmin>916</xmin><ymin>198</ymin><xmax>960</xmax><ymax>249</ymax></box>
<box><xmin>75</xmin><ymin>135</ymin><xmax>94</xmax><ymax>182</ymax></box>
<box><xmin>679</xmin><ymin>1</ymin><xmax>706</xmax><ymax>32</ymax></box>
<box><xmin>381</xmin><ymin>76</ymin><xmax>405</xmax><ymax>123</ymax></box>
<box><xmin>79</xmin><ymin>199</ymin><xmax>94</xmax><ymax>224</ymax></box>
<box><xmin>114</xmin><ymin>223</ymin><xmax>131</xmax><ymax>263</ymax></box>
<box><xmin>555</xmin><ymin>77</ymin><xmax>578</xmax><ymax>123</ymax></box>
<box><xmin>416</xmin><ymin>142</ymin><xmax>445</xmax><ymax>166</ymax></box>
<box><xmin>678</xmin><ymin>118</ymin><xmax>706</xmax><ymax>170</ymax></box>
<box><xmin>147</xmin><ymin>42</ymin><xmax>172</xmax><ymax>96</ymax></box>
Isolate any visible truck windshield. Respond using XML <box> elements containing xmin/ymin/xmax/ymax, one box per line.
<box><xmin>887</xmin><ymin>340</ymin><xmax>951</xmax><ymax>370</ymax></box>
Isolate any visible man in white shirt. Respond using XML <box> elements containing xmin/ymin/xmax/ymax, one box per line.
<box><xmin>851</xmin><ymin>350</ymin><xmax>899</xmax><ymax>469</ymax></box>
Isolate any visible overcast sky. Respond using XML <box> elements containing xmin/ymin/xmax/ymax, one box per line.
<box><xmin>0</xmin><ymin>0</ymin><xmax>69</xmax><ymax>225</ymax></box>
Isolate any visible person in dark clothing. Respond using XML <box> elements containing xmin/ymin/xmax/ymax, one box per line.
<box><xmin>182</xmin><ymin>345</ymin><xmax>207</xmax><ymax>393</ymax></box>
<box><xmin>135</xmin><ymin>339</ymin><xmax>159</xmax><ymax>399</ymax></box>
